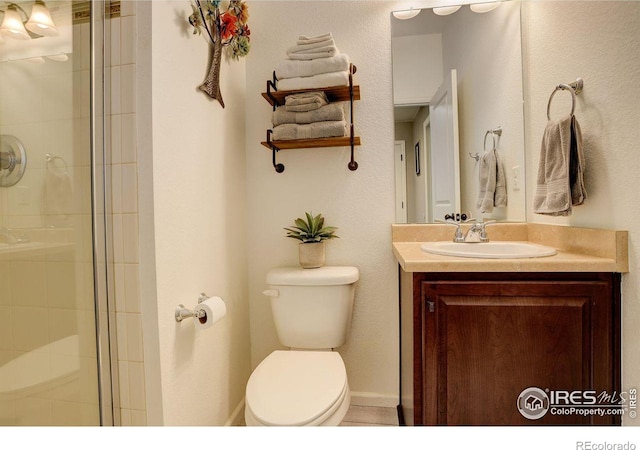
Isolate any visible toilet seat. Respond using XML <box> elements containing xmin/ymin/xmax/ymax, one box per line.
<box><xmin>245</xmin><ymin>350</ymin><xmax>350</xmax><ymax>426</ymax></box>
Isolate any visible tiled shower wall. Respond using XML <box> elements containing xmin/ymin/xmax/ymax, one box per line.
<box><xmin>108</xmin><ymin>1</ymin><xmax>146</xmax><ymax>426</ymax></box>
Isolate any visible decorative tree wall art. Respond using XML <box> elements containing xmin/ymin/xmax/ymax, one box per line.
<box><xmin>188</xmin><ymin>0</ymin><xmax>250</xmax><ymax>107</ymax></box>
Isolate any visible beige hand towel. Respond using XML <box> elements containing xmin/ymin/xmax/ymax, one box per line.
<box><xmin>278</xmin><ymin>71</ymin><xmax>349</xmax><ymax>92</ymax></box>
<box><xmin>275</xmin><ymin>54</ymin><xmax>351</xmax><ymax>80</ymax></box>
<box><xmin>476</xmin><ymin>149</ymin><xmax>497</xmax><ymax>213</ymax></box>
<box><xmin>533</xmin><ymin>115</ymin><xmax>586</xmax><ymax>216</ymax></box>
<box><xmin>494</xmin><ymin>150</ymin><xmax>507</xmax><ymax>208</ymax></box>
<box><xmin>272</xmin><ymin>103</ymin><xmax>345</xmax><ymax>126</ymax></box>
<box><xmin>272</xmin><ymin>121</ymin><xmax>348</xmax><ymax>141</ymax></box>
<box><xmin>284</xmin><ymin>92</ymin><xmax>329</xmax><ymax>112</ymax></box>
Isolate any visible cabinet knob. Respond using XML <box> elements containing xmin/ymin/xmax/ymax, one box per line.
<box><xmin>427</xmin><ymin>301</ymin><xmax>435</xmax><ymax>313</ymax></box>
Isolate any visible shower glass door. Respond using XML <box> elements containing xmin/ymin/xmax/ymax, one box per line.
<box><xmin>0</xmin><ymin>0</ymin><xmax>112</xmax><ymax>425</ymax></box>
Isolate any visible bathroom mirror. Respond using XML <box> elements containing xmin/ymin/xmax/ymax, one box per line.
<box><xmin>391</xmin><ymin>0</ymin><xmax>526</xmax><ymax>223</ymax></box>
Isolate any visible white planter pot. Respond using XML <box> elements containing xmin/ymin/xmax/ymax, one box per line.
<box><xmin>298</xmin><ymin>242</ymin><xmax>325</xmax><ymax>269</ymax></box>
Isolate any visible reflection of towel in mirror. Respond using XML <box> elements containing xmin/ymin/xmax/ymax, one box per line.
<box><xmin>272</xmin><ymin>121</ymin><xmax>348</xmax><ymax>141</ymax></box>
<box><xmin>533</xmin><ymin>115</ymin><xmax>586</xmax><ymax>216</ymax></box>
<box><xmin>43</xmin><ymin>167</ymin><xmax>73</xmax><ymax>216</ymax></box>
<box><xmin>494</xmin><ymin>150</ymin><xmax>507</xmax><ymax>208</ymax></box>
<box><xmin>476</xmin><ymin>149</ymin><xmax>507</xmax><ymax>213</ymax></box>
<box><xmin>273</xmin><ymin>103</ymin><xmax>345</xmax><ymax>126</ymax></box>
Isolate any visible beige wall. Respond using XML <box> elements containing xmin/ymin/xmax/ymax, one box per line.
<box><xmin>142</xmin><ymin>1</ymin><xmax>252</xmax><ymax>426</ymax></box>
<box><xmin>246</xmin><ymin>1</ymin><xmax>400</xmax><ymax>405</ymax></box>
<box><xmin>522</xmin><ymin>1</ymin><xmax>640</xmax><ymax>424</ymax></box>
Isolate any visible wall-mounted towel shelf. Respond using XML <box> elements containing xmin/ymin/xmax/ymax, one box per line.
<box><xmin>261</xmin><ymin>64</ymin><xmax>361</xmax><ymax>173</ymax></box>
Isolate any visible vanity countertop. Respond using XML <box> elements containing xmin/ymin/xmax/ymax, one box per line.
<box><xmin>392</xmin><ymin>223</ymin><xmax>629</xmax><ymax>273</ymax></box>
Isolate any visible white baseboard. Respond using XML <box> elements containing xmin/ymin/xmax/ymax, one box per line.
<box><xmin>350</xmin><ymin>391</ymin><xmax>398</xmax><ymax>408</ymax></box>
<box><xmin>225</xmin><ymin>398</ymin><xmax>246</xmax><ymax>426</ymax></box>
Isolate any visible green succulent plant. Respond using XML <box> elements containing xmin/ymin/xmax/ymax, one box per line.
<box><xmin>284</xmin><ymin>212</ymin><xmax>338</xmax><ymax>243</ymax></box>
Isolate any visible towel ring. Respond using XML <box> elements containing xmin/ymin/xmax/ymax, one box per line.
<box><xmin>547</xmin><ymin>83</ymin><xmax>577</xmax><ymax>120</ymax></box>
<box><xmin>483</xmin><ymin>130</ymin><xmax>496</xmax><ymax>153</ymax></box>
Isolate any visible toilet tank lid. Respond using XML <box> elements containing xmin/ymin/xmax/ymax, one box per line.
<box><xmin>267</xmin><ymin>266</ymin><xmax>359</xmax><ymax>286</ymax></box>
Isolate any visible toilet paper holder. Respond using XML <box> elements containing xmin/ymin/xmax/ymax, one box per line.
<box><xmin>175</xmin><ymin>293</ymin><xmax>210</xmax><ymax>323</ymax></box>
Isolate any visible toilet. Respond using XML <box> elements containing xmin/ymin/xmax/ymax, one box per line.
<box><xmin>245</xmin><ymin>265</ymin><xmax>359</xmax><ymax>426</ymax></box>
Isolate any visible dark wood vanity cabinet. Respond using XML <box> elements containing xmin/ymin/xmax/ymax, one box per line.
<box><xmin>399</xmin><ymin>271</ymin><xmax>621</xmax><ymax>426</ymax></box>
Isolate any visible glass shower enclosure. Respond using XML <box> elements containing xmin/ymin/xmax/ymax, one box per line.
<box><xmin>0</xmin><ymin>0</ymin><xmax>115</xmax><ymax>425</ymax></box>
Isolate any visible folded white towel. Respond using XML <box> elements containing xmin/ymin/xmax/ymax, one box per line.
<box><xmin>278</xmin><ymin>71</ymin><xmax>349</xmax><ymax>92</ymax></box>
<box><xmin>297</xmin><ymin>33</ymin><xmax>333</xmax><ymax>45</ymax></box>
<box><xmin>273</xmin><ymin>103</ymin><xmax>345</xmax><ymax>126</ymax></box>
<box><xmin>272</xmin><ymin>121</ymin><xmax>348</xmax><ymax>140</ymax></box>
<box><xmin>276</xmin><ymin>54</ymin><xmax>351</xmax><ymax>80</ymax></box>
<box><xmin>533</xmin><ymin>115</ymin><xmax>586</xmax><ymax>216</ymax></box>
<box><xmin>287</xmin><ymin>46</ymin><xmax>339</xmax><ymax>60</ymax></box>
<box><xmin>287</xmin><ymin>38</ymin><xmax>335</xmax><ymax>55</ymax></box>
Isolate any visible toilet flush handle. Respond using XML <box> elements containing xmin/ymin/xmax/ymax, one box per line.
<box><xmin>263</xmin><ymin>289</ymin><xmax>279</xmax><ymax>297</ymax></box>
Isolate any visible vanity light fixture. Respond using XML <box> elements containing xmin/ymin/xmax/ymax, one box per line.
<box><xmin>392</xmin><ymin>7</ymin><xmax>421</xmax><ymax>20</ymax></box>
<box><xmin>433</xmin><ymin>6</ymin><xmax>462</xmax><ymax>16</ymax></box>
<box><xmin>0</xmin><ymin>4</ymin><xmax>30</xmax><ymax>40</ymax></box>
<box><xmin>470</xmin><ymin>1</ymin><xmax>501</xmax><ymax>13</ymax></box>
<box><xmin>25</xmin><ymin>1</ymin><xmax>58</xmax><ymax>37</ymax></box>
<box><xmin>0</xmin><ymin>1</ymin><xmax>58</xmax><ymax>40</ymax></box>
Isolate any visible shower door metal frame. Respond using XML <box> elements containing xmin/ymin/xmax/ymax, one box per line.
<box><xmin>91</xmin><ymin>0</ymin><xmax>120</xmax><ymax>426</ymax></box>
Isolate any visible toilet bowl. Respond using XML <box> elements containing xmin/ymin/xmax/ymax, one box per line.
<box><xmin>245</xmin><ymin>350</ymin><xmax>350</xmax><ymax>426</ymax></box>
<box><xmin>245</xmin><ymin>266</ymin><xmax>358</xmax><ymax>426</ymax></box>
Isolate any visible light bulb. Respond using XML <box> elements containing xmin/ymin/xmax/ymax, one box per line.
<box><xmin>470</xmin><ymin>2</ymin><xmax>501</xmax><ymax>14</ymax></box>
<box><xmin>433</xmin><ymin>6</ymin><xmax>462</xmax><ymax>16</ymax></box>
<box><xmin>392</xmin><ymin>8</ymin><xmax>421</xmax><ymax>20</ymax></box>
<box><xmin>0</xmin><ymin>6</ymin><xmax>30</xmax><ymax>40</ymax></box>
<box><xmin>26</xmin><ymin>1</ymin><xmax>58</xmax><ymax>37</ymax></box>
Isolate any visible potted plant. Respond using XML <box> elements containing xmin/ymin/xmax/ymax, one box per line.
<box><xmin>284</xmin><ymin>212</ymin><xmax>338</xmax><ymax>269</ymax></box>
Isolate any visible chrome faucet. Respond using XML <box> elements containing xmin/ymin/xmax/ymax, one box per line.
<box><xmin>436</xmin><ymin>218</ymin><xmax>475</xmax><ymax>243</ymax></box>
<box><xmin>462</xmin><ymin>221</ymin><xmax>497</xmax><ymax>243</ymax></box>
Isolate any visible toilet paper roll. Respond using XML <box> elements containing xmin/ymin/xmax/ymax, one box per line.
<box><xmin>193</xmin><ymin>296</ymin><xmax>227</xmax><ymax>330</ymax></box>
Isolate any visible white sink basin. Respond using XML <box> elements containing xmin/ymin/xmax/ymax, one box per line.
<box><xmin>420</xmin><ymin>241</ymin><xmax>557</xmax><ymax>259</ymax></box>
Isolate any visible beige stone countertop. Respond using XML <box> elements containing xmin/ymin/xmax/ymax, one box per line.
<box><xmin>392</xmin><ymin>223</ymin><xmax>629</xmax><ymax>273</ymax></box>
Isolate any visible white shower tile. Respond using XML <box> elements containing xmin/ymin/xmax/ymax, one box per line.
<box><xmin>122</xmin><ymin>214</ymin><xmax>139</xmax><ymax>264</ymax></box>
<box><xmin>114</xmin><ymin>263</ymin><xmax>126</xmax><ymax>313</ymax></box>
<box><xmin>118</xmin><ymin>361</ymin><xmax>130</xmax><ymax>409</ymax></box>
<box><xmin>124</xmin><ymin>264</ymin><xmax>141</xmax><ymax>313</ymax></box>
<box><xmin>45</xmin><ymin>262</ymin><xmax>76</xmax><ymax>309</ymax></box>
<box><xmin>111</xmin><ymin>114</ymin><xmax>122</xmax><ymax>165</ymax></box>
<box><xmin>121</xmin><ymin>16</ymin><xmax>137</xmax><ymax>66</ymax></box>
<box><xmin>120</xmin><ymin>64</ymin><xmax>136</xmax><ymax>114</ymax></box>
<box><xmin>120</xmin><ymin>408</ymin><xmax>131</xmax><ymax>426</ymax></box>
<box><xmin>120</xmin><ymin>0</ymin><xmax>136</xmax><ymax>17</ymax></box>
<box><xmin>0</xmin><ymin>307</ymin><xmax>12</xmax><ymax>350</ymax></box>
<box><xmin>11</xmin><ymin>306</ymin><xmax>49</xmax><ymax>352</ymax></box>
<box><xmin>116</xmin><ymin>312</ymin><xmax>128</xmax><ymax>361</ymax></box>
<box><xmin>126</xmin><ymin>314</ymin><xmax>144</xmax><ymax>362</ymax></box>
<box><xmin>121</xmin><ymin>114</ymin><xmax>137</xmax><ymax>163</ymax></box>
<box><xmin>10</xmin><ymin>262</ymin><xmax>47</xmax><ymax>307</ymax></box>
<box><xmin>129</xmin><ymin>409</ymin><xmax>147</xmax><ymax>426</ymax></box>
<box><xmin>111</xmin><ymin>164</ymin><xmax>122</xmax><ymax>214</ymax></box>
<box><xmin>0</xmin><ymin>262</ymin><xmax>10</xmax><ymax>306</ymax></box>
<box><xmin>15</xmin><ymin>397</ymin><xmax>53</xmax><ymax>426</ymax></box>
<box><xmin>121</xmin><ymin>164</ymin><xmax>138</xmax><ymax>213</ymax></box>
<box><xmin>110</xmin><ymin>17</ymin><xmax>121</xmax><ymax>67</ymax></box>
<box><xmin>128</xmin><ymin>362</ymin><xmax>146</xmax><ymax>410</ymax></box>
<box><xmin>112</xmin><ymin>214</ymin><xmax>124</xmax><ymax>263</ymax></box>
<box><xmin>111</xmin><ymin>66</ymin><xmax>121</xmax><ymax>115</ymax></box>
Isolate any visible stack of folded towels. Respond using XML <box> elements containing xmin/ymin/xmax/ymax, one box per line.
<box><xmin>271</xmin><ymin>33</ymin><xmax>351</xmax><ymax>140</ymax></box>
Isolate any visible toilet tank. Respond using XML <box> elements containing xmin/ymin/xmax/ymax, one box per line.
<box><xmin>265</xmin><ymin>266</ymin><xmax>359</xmax><ymax>349</ymax></box>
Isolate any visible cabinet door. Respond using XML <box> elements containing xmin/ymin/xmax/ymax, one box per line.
<box><xmin>422</xmin><ymin>279</ymin><xmax>616</xmax><ymax>425</ymax></box>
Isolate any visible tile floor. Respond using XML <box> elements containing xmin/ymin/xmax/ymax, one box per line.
<box><xmin>238</xmin><ymin>405</ymin><xmax>399</xmax><ymax>426</ymax></box>
<box><xmin>339</xmin><ymin>405</ymin><xmax>399</xmax><ymax>426</ymax></box>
